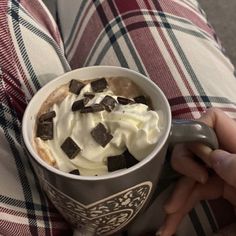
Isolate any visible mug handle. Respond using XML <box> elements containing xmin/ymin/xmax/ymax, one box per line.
<box><xmin>170</xmin><ymin>119</ymin><xmax>219</xmax><ymax>150</ymax></box>
<box><xmin>159</xmin><ymin>119</ymin><xmax>219</xmax><ymax>181</ymax></box>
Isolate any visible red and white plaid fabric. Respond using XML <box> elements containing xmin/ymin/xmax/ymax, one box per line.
<box><xmin>0</xmin><ymin>0</ymin><xmax>71</xmax><ymax>235</ymax></box>
<box><xmin>1</xmin><ymin>0</ymin><xmax>236</xmax><ymax>235</ymax></box>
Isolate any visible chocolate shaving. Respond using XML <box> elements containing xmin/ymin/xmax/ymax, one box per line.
<box><xmin>91</xmin><ymin>123</ymin><xmax>113</xmax><ymax>147</ymax></box>
<box><xmin>72</xmin><ymin>98</ymin><xmax>89</xmax><ymax>111</ymax></box>
<box><xmin>134</xmin><ymin>96</ymin><xmax>147</xmax><ymax>105</ymax></box>
<box><xmin>80</xmin><ymin>104</ymin><xmax>105</xmax><ymax>113</ymax></box>
<box><xmin>91</xmin><ymin>78</ymin><xmax>107</xmax><ymax>92</ymax></box>
<box><xmin>69</xmin><ymin>79</ymin><xmax>85</xmax><ymax>95</ymax></box>
<box><xmin>101</xmin><ymin>95</ymin><xmax>117</xmax><ymax>112</ymax></box>
<box><xmin>69</xmin><ymin>169</ymin><xmax>80</xmax><ymax>175</ymax></box>
<box><xmin>61</xmin><ymin>137</ymin><xmax>81</xmax><ymax>159</ymax></box>
<box><xmin>117</xmin><ymin>97</ymin><xmax>134</xmax><ymax>105</ymax></box>
<box><xmin>107</xmin><ymin>155</ymin><xmax>127</xmax><ymax>172</ymax></box>
<box><xmin>39</xmin><ymin>111</ymin><xmax>56</xmax><ymax>122</ymax></box>
<box><xmin>124</xmin><ymin>149</ymin><xmax>139</xmax><ymax>168</ymax></box>
<box><xmin>36</xmin><ymin>121</ymin><xmax>53</xmax><ymax>140</ymax></box>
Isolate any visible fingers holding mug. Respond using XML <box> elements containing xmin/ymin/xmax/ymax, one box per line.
<box><xmin>169</xmin><ymin>117</ymin><xmax>219</xmax><ymax>183</ymax></box>
<box><xmin>171</xmin><ymin>144</ymin><xmax>210</xmax><ymax>184</ymax></box>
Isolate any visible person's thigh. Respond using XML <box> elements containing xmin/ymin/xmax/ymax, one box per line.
<box><xmin>58</xmin><ymin>0</ymin><xmax>236</xmax><ymax>120</ymax></box>
<box><xmin>0</xmin><ymin>0</ymin><xmax>72</xmax><ymax>235</ymax></box>
<box><xmin>56</xmin><ymin>0</ymin><xmax>236</xmax><ymax>235</ymax></box>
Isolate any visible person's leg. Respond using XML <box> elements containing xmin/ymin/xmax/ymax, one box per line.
<box><xmin>56</xmin><ymin>0</ymin><xmax>236</xmax><ymax>235</ymax></box>
<box><xmin>57</xmin><ymin>0</ymin><xmax>236</xmax><ymax>121</ymax></box>
<box><xmin>0</xmin><ymin>0</ymin><xmax>72</xmax><ymax>235</ymax></box>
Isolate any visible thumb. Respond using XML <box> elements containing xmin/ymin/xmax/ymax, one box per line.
<box><xmin>210</xmin><ymin>150</ymin><xmax>236</xmax><ymax>188</ymax></box>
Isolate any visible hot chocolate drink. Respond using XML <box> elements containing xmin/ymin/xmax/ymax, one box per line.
<box><xmin>34</xmin><ymin>77</ymin><xmax>163</xmax><ymax>176</ymax></box>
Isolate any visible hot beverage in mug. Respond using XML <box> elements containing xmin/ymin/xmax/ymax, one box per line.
<box><xmin>22</xmin><ymin>66</ymin><xmax>218</xmax><ymax>235</ymax></box>
<box><xmin>34</xmin><ymin>76</ymin><xmax>164</xmax><ymax>177</ymax></box>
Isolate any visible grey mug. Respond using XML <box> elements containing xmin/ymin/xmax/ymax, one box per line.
<box><xmin>22</xmin><ymin>66</ymin><xmax>218</xmax><ymax>236</ymax></box>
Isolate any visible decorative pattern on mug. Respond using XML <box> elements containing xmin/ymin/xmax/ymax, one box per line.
<box><xmin>40</xmin><ymin>179</ymin><xmax>152</xmax><ymax>235</ymax></box>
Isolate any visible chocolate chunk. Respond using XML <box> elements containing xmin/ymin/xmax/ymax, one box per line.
<box><xmin>80</xmin><ymin>104</ymin><xmax>105</xmax><ymax>113</ymax></box>
<box><xmin>91</xmin><ymin>123</ymin><xmax>113</xmax><ymax>147</ymax></box>
<box><xmin>124</xmin><ymin>149</ymin><xmax>139</xmax><ymax>168</ymax></box>
<box><xmin>91</xmin><ymin>78</ymin><xmax>107</xmax><ymax>92</ymax></box>
<box><xmin>134</xmin><ymin>96</ymin><xmax>147</xmax><ymax>105</ymax></box>
<box><xmin>108</xmin><ymin>155</ymin><xmax>127</xmax><ymax>172</ymax></box>
<box><xmin>69</xmin><ymin>79</ymin><xmax>85</xmax><ymax>95</ymax></box>
<box><xmin>61</xmin><ymin>137</ymin><xmax>81</xmax><ymax>159</ymax></box>
<box><xmin>117</xmin><ymin>97</ymin><xmax>134</xmax><ymax>105</ymax></box>
<box><xmin>36</xmin><ymin>121</ymin><xmax>53</xmax><ymax>140</ymax></box>
<box><xmin>72</xmin><ymin>98</ymin><xmax>89</xmax><ymax>111</ymax></box>
<box><xmin>91</xmin><ymin>104</ymin><xmax>105</xmax><ymax>112</ymax></box>
<box><xmin>39</xmin><ymin>111</ymin><xmax>56</xmax><ymax>122</ymax></box>
<box><xmin>69</xmin><ymin>169</ymin><xmax>80</xmax><ymax>175</ymax></box>
<box><xmin>101</xmin><ymin>95</ymin><xmax>117</xmax><ymax>112</ymax></box>
<box><xmin>80</xmin><ymin>106</ymin><xmax>93</xmax><ymax>113</ymax></box>
<box><xmin>84</xmin><ymin>92</ymin><xmax>95</xmax><ymax>99</ymax></box>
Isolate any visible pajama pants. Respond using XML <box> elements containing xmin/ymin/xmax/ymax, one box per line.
<box><xmin>1</xmin><ymin>0</ymin><xmax>236</xmax><ymax>235</ymax></box>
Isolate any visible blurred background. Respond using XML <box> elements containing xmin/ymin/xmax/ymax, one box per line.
<box><xmin>43</xmin><ymin>0</ymin><xmax>236</xmax><ymax>68</ymax></box>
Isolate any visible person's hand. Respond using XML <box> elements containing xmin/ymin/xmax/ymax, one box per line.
<box><xmin>157</xmin><ymin>108</ymin><xmax>236</xmax><ymax>236</ymax></box>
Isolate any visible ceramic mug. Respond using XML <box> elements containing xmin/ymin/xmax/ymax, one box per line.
<box><xmin>22</xmin><ymin>66</ymin><xmax>218</xmax><ymax>236</ymax></box>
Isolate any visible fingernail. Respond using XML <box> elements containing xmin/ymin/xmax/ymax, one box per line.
<box><xmin>211</xmin><ymin>150</ymin><xmax>230</xmax><ymax>169</ymax></box>
<box><xmin>200</xmin><ymin>145</ymin><xmax>212</xmax><ymax>167</ymax></box>
<box><xmin>156</xmin><ymin>226</ymin><xmax>164</xmax><ymax>236</ymax></box>
<box><xmin>155</xmin><ymin>230</ymin><xmax>162</xmax><ymax>236</ymax></box>
<box><xmin>163</xmin><ymin>200</ymin><xmax>171</xmax><ymax>213</ymax></box>
<box><xmin>163</xmin><ymin>201</ymin><xmax>175</xmax><ymax>214</ymax></box>
<box><xmin>199</xmin><ymin>175</ymin><xmax>208</xmax><ymax>184</ymax></box>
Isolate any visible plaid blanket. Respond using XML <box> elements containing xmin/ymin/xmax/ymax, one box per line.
<box><xmin>0</xmin><ymin>0</ymin><xmax>71</xmax><ymax>235</ymax></box>
<box><xmin>1</xmin><ymin>0</ymin><xmax>236</xmax><ymax>235</ymax></box>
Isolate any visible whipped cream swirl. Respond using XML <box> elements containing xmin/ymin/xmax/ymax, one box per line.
<box><xmin>35</xmin><ymin>81</ymin><xmax>163</xmax><ymax>176</ymax></box>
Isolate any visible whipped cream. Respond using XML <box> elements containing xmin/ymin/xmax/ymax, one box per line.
<box><xmin>35</xmin><ymin>80</ymin><xmax>163</xmax><ymax>176</ymax></box>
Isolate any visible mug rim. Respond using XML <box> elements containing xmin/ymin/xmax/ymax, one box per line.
<box><xmin>22</xmin><ymin>65</ymin><xmax>172</xmax><ymax>181</ymax></box>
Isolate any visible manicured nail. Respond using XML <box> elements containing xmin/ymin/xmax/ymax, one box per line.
<box><xmin>199</xmin><ymin>175</ymin><xmax>208</xmax><ymax>184</ymax></box>
<box><xmin>156</xmin><ymin>225</ymin><xmax>165</xmax><ymax>236</ymax></box>
<box><xmin>163</xmin><ymin>200</ymin><xmax>176</xmax><ymax>214</ymax></box>
<box><xmin>200</xmin><ymin>145</ymin><xmax>212</xmax><ymax>167</ymax></box>
<box><xmin>211</xmin><ymin>150</ymin><xmax>230</xmax><ymax>169</ymax></box>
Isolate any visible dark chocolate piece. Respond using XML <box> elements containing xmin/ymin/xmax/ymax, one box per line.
<box><xmin>91</xmin><ymin>78</ymin><xmax>107</xmax><ymax>92</ymax></box>
<box><xmin>84</xmin><ymin>92</ymin><xmax>95</xmax><ymax>99</ymax></box>
<box><xmin>72</xmin><ymin>98</ymin><xmax>89</xmax><ymax>111</ymax></box>
<box><xmin>134</xmin><ymin>96</ymin><xmax>147</xmax><ymax>105</ymax></box>
<box><xmin>117</xmin><ymin>97</ymin><xmax>134</xmax><ymax>105</ymax></box>
<box><xmin>69</xmin><ymin>79</ymin><xmax>85</xmax><ymax>95</ymax></box>
<box><xmin>107</xmin><ymin>155</ymin><xmax>127</xmax><ymax>172</ymax></box>
<box><xmin>39</xmin><ymin>111</ymin><xmax>56</xmax><ymax>122</ymax></box>
<box><xmin>80</xmin><ymin>106</ymin><xmax>93</xmax><ymax>113</ymax></box>
<box><xmin>124</xmin><ymin>149</ymin><xmax>139</xmax><ymax>168</ymax></box>
<box><xmin>69</xmin><ymin>169</ymin><xmax>80</xmax><ymax>175</ymax></box>
<box><xmin>91</xmin><ymin>104</ymin><xmax>105</xmax><ymax>112</ymax></box>
<box><xmin>101</xmin><ymin>95</ymin><xmax>117</xmax><ymax>112</ymax></box>
<box><xmin>36</xmin><ymin>122</ymin><xmax>53</xmax><ymax>140</ymax></box>
<box><xmin>80</xmin><ymin>104</ymin><xmax>105</xmax><ymax>113</ymax></box>
<box><xmin>61</xmin><ymin>137</ymin><xmax>81</xmax><ymax>159</ymax></box>
<box><xmin>91</xmin><ymin>123</ymin><xmax>113</xmax><ymax>147</ymax></box>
